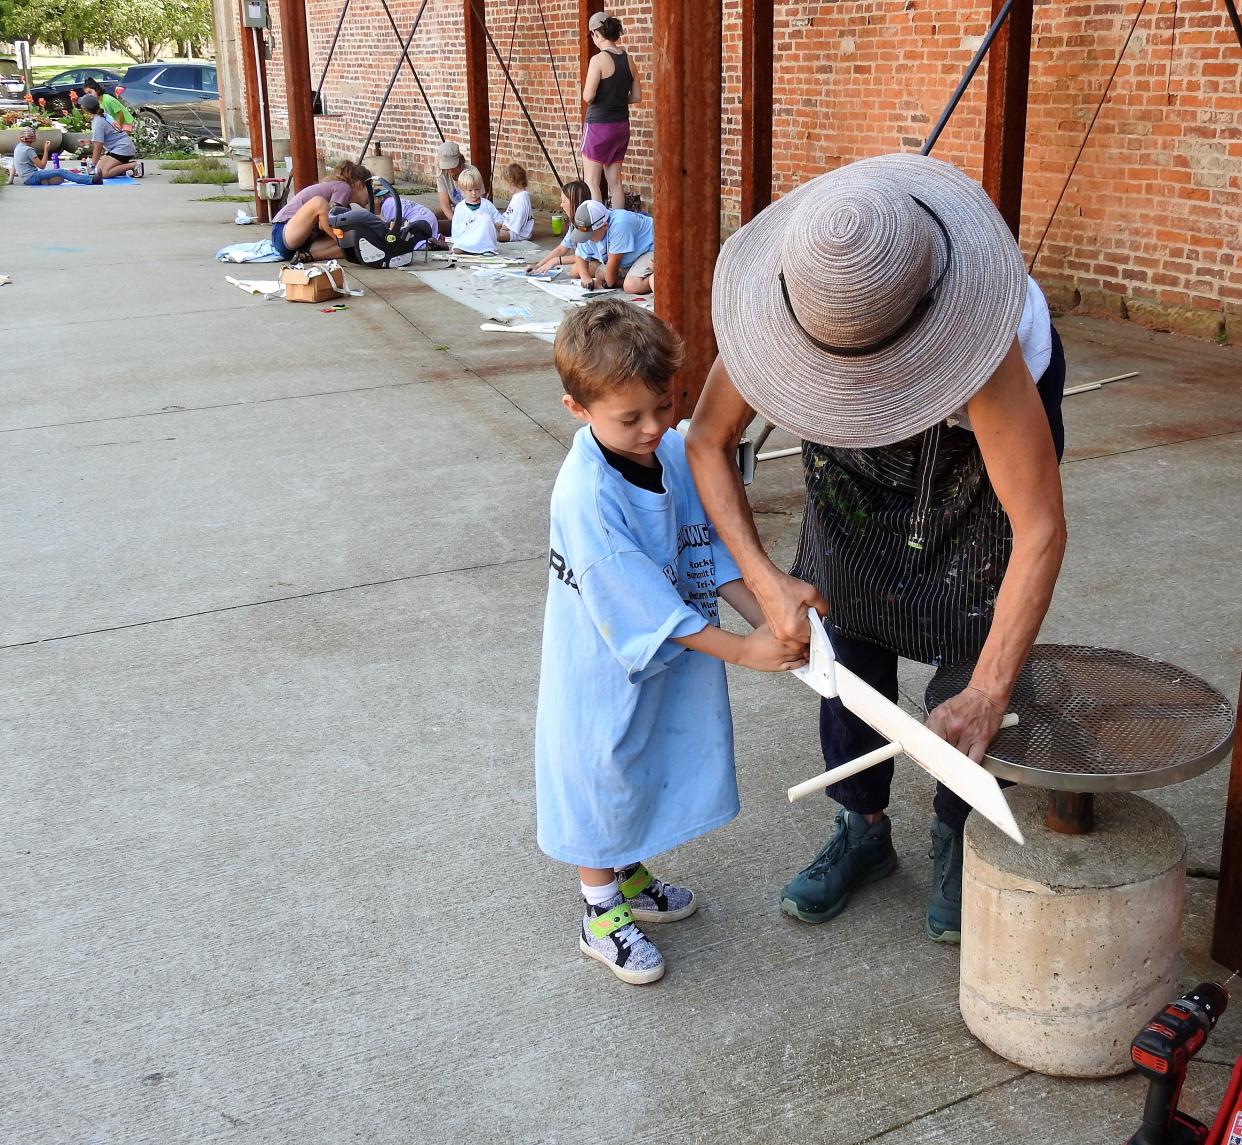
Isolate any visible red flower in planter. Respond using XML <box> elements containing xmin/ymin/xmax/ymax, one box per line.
<box><xmin>114</xmin><ymin>86</ymin><xmax>125</xmax><ymax>97</ymax></box>
<box><xmin>69</xmin><ymin>89</ymin><xmax>78</xmax><ymax>103</ymax></box>
<box><xmin>23</xmin><ymin>92</ymin><xmax>32</xmax><ymax>104</ymax></box>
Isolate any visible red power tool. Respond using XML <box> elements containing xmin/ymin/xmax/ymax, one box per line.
<box><xmin>1127</xmin><ymin>982</ymin><xmax>1230</xmax><ymax>1145</ymax></box>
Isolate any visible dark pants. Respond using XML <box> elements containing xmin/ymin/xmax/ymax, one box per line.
<box><xmin>819</xmin><ymin>327</ymin><xmax>1066</xmax><ymax>834</ymax></box>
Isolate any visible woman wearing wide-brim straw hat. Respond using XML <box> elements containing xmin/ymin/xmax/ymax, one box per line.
<box><xmin>686</xmin><ymin>153</ymin><xmax>1066</xmax><ymax>943</ymax></box>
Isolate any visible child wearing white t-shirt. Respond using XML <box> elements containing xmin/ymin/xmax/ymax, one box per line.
<box><xmin>536</xmin><ymin>300</ymin><xmax>808</xmax><ymax>985</ymax></box>
<box><xmin>497</xmin><ymin>162</ymin><xmax>534</xmax><ymax>242</ymax></box>
<box><xmin>450</xmin><ymin>166</ymin><xmax>502</xmax><ymax>254</ymax></box>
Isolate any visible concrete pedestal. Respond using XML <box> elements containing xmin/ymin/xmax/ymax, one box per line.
<box><xmin>960</xmin><ymin>789</ymin><xmax>1186</xmax><ymax>1077</ymax></box>
<box><xmin>368</xmin><ymin>154</ymin><xmax>395</xmax><ymax>184</ymax></box>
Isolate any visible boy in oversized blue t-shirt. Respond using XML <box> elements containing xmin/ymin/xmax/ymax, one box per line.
<box><xmin>536</xmin><ymin>300</ymin><xmax>808</xmax><ymax>985</ymax></box>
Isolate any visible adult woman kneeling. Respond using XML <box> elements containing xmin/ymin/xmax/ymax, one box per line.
<box><xmin>80</xmin><ymin>94</ymin><xmax>140</xmax><ymax>179</ymax></box>
<box><xmin>270</xmin><ymin>161</ymin><xmax>374</xmax><ymax>262</ymax></box>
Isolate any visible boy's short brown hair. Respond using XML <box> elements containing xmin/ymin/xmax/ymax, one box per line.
<box><xmin>503</xmin><ymin>162</ymin><xmax>528</xmax><ymax>188</ymax></box>
<box><xmin>554</xmin><ymin>299</ymin><xmax>684</xmax><ymax>407</ymax></box>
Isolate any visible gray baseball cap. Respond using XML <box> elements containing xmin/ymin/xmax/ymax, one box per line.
<box><xmin>568</xmin><ymin>200</ymin><xmax>610</xmax><ymax>243</ymax></box>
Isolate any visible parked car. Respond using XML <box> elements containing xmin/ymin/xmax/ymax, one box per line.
<box><xmin>18</xmin><ymin>67</ymin><xmax>126</xmax><ymax>110</ymax></box>
<box><xmin>118</xmin><ymin>61</ymin><xmax>221</xmax><ymax>141</ymax></box>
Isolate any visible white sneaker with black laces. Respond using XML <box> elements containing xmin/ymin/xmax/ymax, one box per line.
<box><xmin>579</xmin><ymin>894</ymin><xmax>665</xmax><ymax>985</ymax></box>
<box><xmin>615</xmin><ymin>862</ymin><xmax>697</xmax><ymax>923</ymax></box>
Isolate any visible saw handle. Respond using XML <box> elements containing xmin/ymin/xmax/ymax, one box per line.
<box><xmin>787</xmin><ymin>712</ymin><xmax>1019</xmax><ymax>803</ymax></box>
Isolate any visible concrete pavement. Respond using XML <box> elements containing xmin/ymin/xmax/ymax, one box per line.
<box><xmin>2</xmin><ymin>174</ymin><xmax>1240</xmax><ymax>1143</ymax></box>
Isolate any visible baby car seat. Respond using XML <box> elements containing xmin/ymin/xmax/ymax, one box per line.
<box><xmin>329</xmin><ymin>179</ymin><xmax>432</xmax><ymax>269</ymax></box>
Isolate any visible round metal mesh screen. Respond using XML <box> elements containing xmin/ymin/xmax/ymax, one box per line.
<box><xmin>925</xmin><ymin>645</ymin><xmax>1236</xmax><ymax>792</ymax></box>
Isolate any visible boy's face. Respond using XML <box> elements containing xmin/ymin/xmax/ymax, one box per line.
<box><xmin>563</xmin><ymin>379</ymin><xmax>676</xmax><ymax>467</ymax></box>
<box><xmin>463</xmin><ymin>185</ymin><xmax>482</xmax><ymax>204</ymax></box>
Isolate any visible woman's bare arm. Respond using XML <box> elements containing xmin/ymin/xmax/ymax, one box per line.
<box><xmin>628</xmin><ymin>57</ymin><xmax>641</xmax><ymax>103</ymax></box>
<box><xmin>685</xmin><ymin>355</ymin><xmax>826</xmax><ymax>644</ymax></box>
<box><xmin>582</xmin><ymin>54</ymin><xmax>602</xmax><ymax>103</ymax></box>
<box><xmin>926</xmin><ymin>338</ymin><xmax>1067</xmax><ymax>760</ymax></box>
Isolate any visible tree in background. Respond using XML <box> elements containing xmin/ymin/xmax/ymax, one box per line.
<box><xmin>1</xmin><ymin>0</ymin><xmax>211</xmax><ymax>61</ymax></box>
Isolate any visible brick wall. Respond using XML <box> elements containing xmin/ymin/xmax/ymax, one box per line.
<box><xmin>258</xmin><ymin>0</ymin><xmax>1242</xmax><ymax>337</ymax></box>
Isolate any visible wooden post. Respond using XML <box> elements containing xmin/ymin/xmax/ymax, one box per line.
<box><xmin>981</xmin><ymin>0</ymin><xmax>1033</xmax><ymax>239</ymax></box>
<box><xmin>653</xmin><ymin>0</ymin><xmax>723</xmax><ymax>418</ymax></box>
<box><xmin>238</xmin><ymin>1</ymin><xmax>274</xmax><ymax>223</ymax></box>
<box><xmin>1212</xmin><ymin>669</ymin><xmax>1242</xmax><ymax>971</ymax></box>
<box><xmin>278</xmin><ymin>0</ymin><xmax>318</xmax><ymax>191</ymax></box>
<box><xmin>464</xmin><ymin>0</ymin><xmax>492</xmax><ymax>198</ymax></box>
<box><xmin>739</xmin><ymin>0</ymin><xmax>773</xmax><ymax>224</ymax></box>
<box><xmin>579</xmin><ymin>0</ymin><xmax>605</xmax><ymax>93</ymax></box>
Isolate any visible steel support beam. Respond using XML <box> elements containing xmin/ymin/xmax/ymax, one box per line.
<box><xmin>464</xmin><ymin>0</ymin><xmax>492</xmax><ymax>197</ymax></box>
<box><xmin>579</xmin><ymin>0</ymin><xmax>605</xmax><ymax>92</ymax></box>
<box><xmin>981</xmin><ymin>0</ymin><xmax>1033</xmax><ymax>239</ymax></box>
<box><xmin>739</xmin><ymin>0</ymin><xmax>773</xmax><ymax>223</ymax></box>
<box><xmin>278</xmin><ymin>0</ymin><xmax>319</xmax><ymax>191</ymax></box>
<box><xmin>1212</xmin><ymin>669</ymin><xmax>1242</xmax><ymax>971</ymax></box>
<box><xmin>239</xmin><ymin>1</ymin><xmax>275</xmax><ymax>223</ymax></box>
<box><xmin>653</xmin><ymin>0</ymin><xmax>723</xmax><ymax>418</ymax></box>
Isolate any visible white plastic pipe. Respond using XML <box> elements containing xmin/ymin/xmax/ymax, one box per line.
<box><xmin>787</xmin><ymin>713</ymin><xmax>1019</xmax><ymax>804</ymax></box>
<box><xmin>787</xmin><ymin>742</ymin><xmax>903</xmax><ymax>803</ymax></box>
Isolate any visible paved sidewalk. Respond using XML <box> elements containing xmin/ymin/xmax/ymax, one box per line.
<box><xmin>2</xmin><ymin>177</ymin><xmax>1239</xmax><ymax>1144</ymax></box>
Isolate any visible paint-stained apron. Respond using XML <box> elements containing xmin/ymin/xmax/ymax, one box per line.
<box><xmin>789</xmin><ymin>422</ymin><xmax>1011</xmax><ymax>666</ymax></box>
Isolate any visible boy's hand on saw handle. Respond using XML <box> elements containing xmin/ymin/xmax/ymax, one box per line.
<box><xmin>738</xmin><ymin>624</ymin><xmax>809</xmax><ymax>673</ymax></box>
<box><xmin>926</xmin><ymin>686</ymin><xmax>1007</xmax><ymax>763</ymax></box>
<box><xmin>754</xmin><ymin>571</ymin><xmax>829</xmax><ymax>646</ymax></box>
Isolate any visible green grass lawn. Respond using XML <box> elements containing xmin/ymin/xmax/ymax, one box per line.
<box><xmin>30</xmin><ymin>56</ymin><xmax>132</xmax><ymax>84</ymax></box>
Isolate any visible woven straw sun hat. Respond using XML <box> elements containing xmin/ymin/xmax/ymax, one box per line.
<box><xmin>712</xmin><ymin>153</ymin><xmax>1027</xmax><ymax>449</ymax></box>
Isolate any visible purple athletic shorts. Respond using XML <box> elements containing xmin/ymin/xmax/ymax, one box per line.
<box><xmin>581</xmin><ymin>120</ymin><xmax>630</xmax><ymax>166</ymax></box>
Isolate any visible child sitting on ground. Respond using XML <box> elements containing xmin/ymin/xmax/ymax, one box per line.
<box><xmin>376</xmin><ymin>184</ymin><xmax>446</xmax><ymax>250</ymax></box>
<box><xmin>535</xmin><ymin>300</ymin><xmax>808</xmax><ymax>985</ymax></box>
<box><xmin>497</xmin><ymin>162</ymin><xmax>533</xmax><ymax>242</ymax></box>
<box><xmin>449</xmin><ymin>166</ymin><xmax>503</xmax><ymax>254</ymax></box>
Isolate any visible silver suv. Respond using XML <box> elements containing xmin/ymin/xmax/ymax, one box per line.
<box><xmin>120</xmin><ymin>61</ymin><xmax>221</xmax><ymax>140</ymax></box>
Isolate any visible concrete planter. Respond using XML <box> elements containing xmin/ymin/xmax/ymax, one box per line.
<box><xmin>60</xmin><ymin>131</ymin><xmax>90</xmax><ymax>155</ymax></box>
<box><xmin>0</xmin><ymin>127</ymin><xmax>64</xmax><ymax>156</ymax></box>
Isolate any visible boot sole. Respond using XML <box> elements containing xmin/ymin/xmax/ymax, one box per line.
<box><xmin>579</xmin><ymin>937</ymin><xmax>665</xmax><ymax>984</ymax></box>
<box><xmin>924</xmin><ymin>918</ymin><xmax>961</xmax><ymax>945</ymax></box>
<box><xmin>780</xmin><ymin>855</ymin><xmax>899</xmax><ymax>924</ymax></box>
<box><xmin>630</xmin><ymin>899</ymin><xmax>697</xmax><ymax>924</ymax></box>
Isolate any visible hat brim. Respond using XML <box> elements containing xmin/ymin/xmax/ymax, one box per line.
<box><xmin>712</xmin><ymin>154</ymin><xmax>1026</xmax><ymax>449</ymax></box>
<box><xmin>566</xmin><ymin>225</ymin><xmax>603</xmax><ymax>245</ymax></box>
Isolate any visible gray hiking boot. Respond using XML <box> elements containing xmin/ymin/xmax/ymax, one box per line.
<box><xmin>925</xmin><ymin>816</ymin><xmax>964</xmax><ymax>944</ymax></box>
<box><xmin>780</xmin><ymin>808</ymin><xmax>899</xmax><ymax>924</ymax></box>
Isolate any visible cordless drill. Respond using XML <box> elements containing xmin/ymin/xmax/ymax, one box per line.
<box><xmin>1127</xmin><ymin>982</ymin><xmax>1230</xmax><ymax>1145</ymax></box>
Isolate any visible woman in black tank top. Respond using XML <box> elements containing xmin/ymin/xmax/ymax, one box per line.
<box><xmin>581</xmin><ymin>13</ymin><xmax>641</xmax><ymax>207</ymax></box>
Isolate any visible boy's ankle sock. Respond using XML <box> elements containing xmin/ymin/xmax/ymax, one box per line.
<box><xmin>581</xmin><ymin>879</ymin><xmax>620</xmax><ymax>907</ymax></box>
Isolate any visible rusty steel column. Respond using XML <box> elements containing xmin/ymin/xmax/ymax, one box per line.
<box><xmin>579</xmin><ymin>0</ymin><xmax>605</xmax><ymax>92</ymax></box>
<box><xmin>653</xmin><ymin>0</ymin><xmax>723</xmax><ymax>418</ymax></box>
<box><xmin>278</xmin><ymin>0</ymin><xmax>318</xmax><ymax>191</ymax></box>
<box><xmin>464</xmin><ymin>0</ymin><xmax>492</xmax><ymax>197</ymax></box>
<box><xmin>739</xmin><ymin>0</ymin><xmax>773</xmax><ymax>224</ymax></box>
<box><xmin>239</xmin><ymin>0</ymin><xmax>274</xmax><ymax>223</ymax></box>
<box><xmin>981</xmin><ymin>0</ymin><xmax>1033</xmax><ymax>239</ymax></box>
<box><xmin>1212</xmin><ymin>669</ymin><xmax>1242</xmax><ymax>971</ymax></box>
<box><xmin>1044</xmin><ymin>791</ymin><xmax>1095</xmax><ymax>835</ymax></box>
